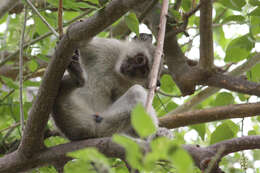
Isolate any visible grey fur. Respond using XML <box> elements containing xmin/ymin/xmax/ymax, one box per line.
<box><xmin>52</xmin><ymin>36</ymin><xmax>172</xmax><ymax>141</ymax></box>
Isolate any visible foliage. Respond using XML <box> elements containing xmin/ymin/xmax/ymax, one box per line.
<box><xmin>0</xmin><ymin>0</ymin><xmax>260</xmax><ymax>172</ymax></box>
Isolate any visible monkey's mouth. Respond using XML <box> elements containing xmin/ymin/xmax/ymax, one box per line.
<box><xmin>120</xmin><ymin>54</ymin><xmax>150</xmax><ymax>79</ymax></box>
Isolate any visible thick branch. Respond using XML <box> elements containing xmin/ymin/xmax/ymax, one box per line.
<box><xmin>0</xmin><ymin>0</ymin><xmax>20</xmax><ymax>19</ymax></box>
<box><xmin>0</xmin><ymin>137</ymin><xmax>124</xmax><ymax>173</ymax></box>
<box><xmin>1</xmin><ymin>135</ymin><xmax>260</xmax><ymax>172</ymax></box>
<box><xmin>199</xmin><ymin>0</ymin><xmax>214</xmax><ymax>70</ymax></box>
<box><xmin>202</xmin><ymin>72</ymin><xmax>260</xmax><ymax>96</ymax></box>
<box><xmin>159</xmin><ymin>102</ymin><xmax>260</xmax><ymax>129</ymax></box>
<box><xmin>210</xmin><ymin>135</ymin><xmax>260</xmax><ymax>156</ymax></box>
<box><xmin>184</xmin><ymin>135</ymin><xmax>260</xmax><ymax>171</ymax></box>
<box><xmin>172</xmin><ymin>53</ymin><xmax>260</xmax><ymax>114</ymax></box>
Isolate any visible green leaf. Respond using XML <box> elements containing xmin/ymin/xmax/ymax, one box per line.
<box><xmin>237</xmin><ymin>93</ymin><xmax>250</xmax><ymax>101</ymax></box>
<box><xmin>210</xmin><ymin>123</ymin><xmax>235</xmax><ymax>144</ymax></box>
<box><xmin>247</xmin><ymin>63</ymin><xmax>260</xmax><ymax>82</ymax></box>
<box><xmin>256</xmin><ymin>115</ymin><xmax>260</xmax><ymax>122</ymax></box>
<box><xmin>63</xmin><ymin>12</ymin><xmax>80</xmax><ymax>22</ymax></box>
<box><xmin>222</xmin><ymin>15</ymin><xmax>245</xmax><ymax>24</ymax></box>
<box><xmin>67</xmin><ymin>148</ymin><xmax>111</xmax><ymax>173</ymax></box>
<box><xmin>143</xmin><ymin>137</ymin><xmax>175</xmax><ymax>171</ymax></box>
<box><xmin>213</xmin><ymin>27</ymin><xmax>228</xmax><ymax>50</ymax></box>
<box><xmin>0</xmin><ymin>14</ymin><xmax>8</xmax><ymax>24</ymax></box>
<box><xmin>218</xmin><ymin>0</ymin><xmax>246</xmax><ymax>11</ymax></box>
<box><xmin>225</xmin><ymin>34</ymin><xmax>255</xmax><ymax>62</ymax></box>
<box><xmin>76</xmin><ymin>2</ymin><xmax>98</xmax><ymax>9</ymax></box>
<box><xmin>34</xmin><ymin>166</ymin><xmax>57</xmax><ymax>173</ymax></box>
<box><xmin>224</xmin><ymin>120</ymin><xmax>239</xmax><ymax>135</ymax></box>
<box><xmin>33</xmin><ymin>12</ymin><xmax>57</xmax><ymax>35</ymax></box>
<box><xmin>84</xmin><ymin>0</ymin><xmax>100</xmax><ymax>5</ymax></box>
<box><xmin>63</xmin><ymin>0</ymin><xmax>81</xmax><ymax>10</ymax></box>
<box><xmin>0</xmin><ymin>76</ymin><xmax>18</xmax><ymax>89</ymax></box>
<box><xmin>64</xmin><ymin>159</ymin><xmax>89</xmax><ymax>173</ymax></box>
<box><xmin>181</xmin><ymin>0</ymin><xmax>192</xmax><ymax>12</ymax></box>
<box><xmin>44</xmin><ymin>136</ymin><xmax>68</xmax><ymax>147</ymax></box>
<box><xmin>37</xmin><ymin>54</ymin><xmax>50</xmax><ymax>62</ymax></box>
<box><xmin>213</xmin><ymin>92</ymin><xmax>234</xmax><ymax>106</ymax></box>
<box><xmin>68</xmin><ymin>148</ymin><xmax>109</xmax><ymax>163</ymax></box>
<box><xmin>249</xmin><ymin>0</ymin><xmax>260</xmax><ymax>6</ymax></box>
<box><xmin>190</xmin><ymin>124</ymin><xmax>206</xmax><ymax>140</ymax></box>
<box><xmin>250</xmin><ymin>16</ymin><xmax>260</xmax><ymax>39</ymax></box>
<box><xmin>169</xmin><ymin>9</ymin><xmax>182</xmax><ymax>21</ymax></box>
<box><xmin>158</xmin><ymin>101</ymin><xmax>178</xmax><ymax>117</ymax></box>
<box><xmin>131</xmin><ymin>104</ymin><xmax>156</xmax><ymax>138</ymax></box>
<box><xmin>249</xmin><ymin>7</ymin><xmax>260</xmax><ymax>16</ymax></box>
<box><xmin>248</xmin><ymin>130</ymin><xmax>257</xmax><ymax>135</ymax></box>
<box><xmin>160</xmin><ymin>74</ymin><xmax>175</xmax><ymax>93</ymax></box>
<box><xmin>125</xmin><ymin>12</ymin><xmax>139</xmax><ymax>36</ymax></box>
<box><xmin>27</xmin><ymin>60</ymin><xmax>38</xmax><ymax>72</ymax></box>
<box><xmin>24</xmin><ymin>81</ymin><xmax>41</xmax><ymax>87</ymax></box>
<box><xmin>171</xmin><ymin>148</ymin><xmax>194</xmax><ymax>173</ymax></box>
<box><xmin>113</xmin><ymin>135</ymin><xmax>142</xmax><ymax>169</ymax></box>
<box><xmin>253</xmin><ymin>150</ymin><xmax>260</xmax><ymax>161</ymax></box>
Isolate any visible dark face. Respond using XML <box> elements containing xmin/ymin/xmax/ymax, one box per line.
<box><xmin>120</xmin><ymin>53</ymin><xmax>150</xmax><ymax>79</ymax></box>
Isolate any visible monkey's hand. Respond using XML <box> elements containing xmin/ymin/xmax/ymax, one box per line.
<box><xmin>147</xmin><ymin>127</ymin><xmax>173</xmax><ymax>142</ymax></box>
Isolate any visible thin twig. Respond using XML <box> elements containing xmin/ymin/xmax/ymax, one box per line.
<box><xmin>145</xmin><ymin>0</ymin><xmax>169</xmax><ymax>112</ymax></box>
<box><xmin>25</xmin><ymin>0</ymin><xmax>59</xmax><ymax>37</ymax></box>
<box><xmin>213</xmin><ymin>8</ymin><xmax>227</xmax><ymax>24</ymax></box>
<box><xmin>204</xmin><ymin>146</ymin><xmax>225</xmax><ymax>173</ymax></box>
<box><xmin>19</xmin><ymin>6</ymin><xmax>28</xmax><ymax>133</ymax></box>
<box><xmin>0</xmin><ymin>89</ymin><xmax>15</xmax><ymax>102</ymax></box>
<box><xmin>0</xmin><ymin>10</ymin><xmax>92</xmax><ymax>67</ymax></box>
<box><xmin>156</xmin><ymin>89</ymin><xmax>182</xmax><ymax>98</ymax></box>
<box><xmin>174</xmin><ymin>2</ymin><xmax>201</xmax><ymax>34</ymax></box>
<box><xmin>155</xmin><ymin>93</ymin><xmax>168</xmax><ymax>113</ymax></box>
<box><xmin>58</xmin><ymin>0</ymin><xmax>63</xmax><ymax>38</ymax></box>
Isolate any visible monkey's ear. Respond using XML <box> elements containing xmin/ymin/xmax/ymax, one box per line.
<box><xmin>133</xmin><ymin>33</ymin><xmax>153</xmax><ymax>43</ymax></box>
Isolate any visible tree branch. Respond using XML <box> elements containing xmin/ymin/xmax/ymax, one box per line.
<box><xmin>146</xmin><ymin>0</ymin><xmax>169</xmax><ymax>112</ymax></box>
<box><xmin>0</xmin><ymin>137</ymin><xmax>124</xmax><ymax>173</ymax></box>
<box><xmin>159</xmin><ymin>102</ymin><xmax>260</xmax><ymax>129</ymax></box>
<box><xmin>1</xmin><ymin>135</ymin><xmax>260</xmax><ymax>172</ymax></box>
<box><xmin>199</xmin><ymin>0</ymin><xmax>214</xmax><ymax>70</ymax></box>
<box><xmin>184</xmin><ymin>136</ymin><xmax>260</xmax><ymax>172</ymax></box>
<box><xmin>171</xmin><ymin>53</ymin><xmax>260</xmax><ymax>114</ymax></box>
<box><xmin>202</xmin><ymin>72</ymin><xmax>260</xmax><ymax>96</ymax></box>
<box><xmin>18</xmin><ymin>5</ymin><xmax>27</xmax><ymax>133</ymax></box>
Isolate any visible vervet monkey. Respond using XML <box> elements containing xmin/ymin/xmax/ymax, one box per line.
<box><xmin>52</xmin><ymin>34</ymin><xmax>172</xmax><ymax>141</ymax></box>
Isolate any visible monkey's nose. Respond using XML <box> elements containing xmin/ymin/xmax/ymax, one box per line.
<box><xmin>134</xmin><ymin>54</ymin><xmax>147</xmax><ymax>67</ymax></box>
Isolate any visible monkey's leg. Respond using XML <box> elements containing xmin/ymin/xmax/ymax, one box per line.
<box><xmin>95</xmin><ymin>85</ymin><xmax>158</xmax><ymax>137</ymax></box>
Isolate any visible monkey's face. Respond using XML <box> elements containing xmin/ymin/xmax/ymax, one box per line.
<box><xmin>116</xmin><ymin>51</ymin><xmax>154</xmax><ymax>87</ymax></box>
<box><xmin>120</xmin><ymin>53</ymin><xmax>150</xmax><ymax>79</ymax></box>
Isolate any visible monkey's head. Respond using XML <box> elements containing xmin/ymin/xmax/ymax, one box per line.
<box><xmin>116</xmin><ymin>34</ymin><xmax>156</xmax><ymax>86</ymax></box>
